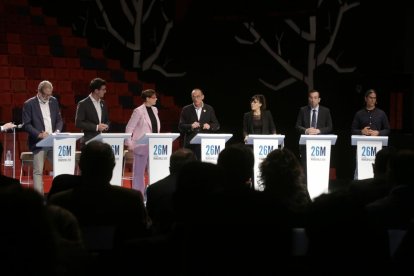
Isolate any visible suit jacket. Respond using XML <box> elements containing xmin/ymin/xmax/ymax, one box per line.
<box><xmin>22</xmin><ymin>96</ymin><xmax>63</xmax><ymax>152</ymax></box>
<box><xmin>75</xmin><ymin>96</ymin><xmax>109</xmax><ymax>143</ymax></box>
<box><xmin>243</xmin><ymin>110</ymin><xmax>277</xmax><ymax>138</ymax></box>
<box><xmin>125</xmin><ymin>104</ymin><xmax>161</xmax><ymax>155</ymax></box>
<box><xmin>295</xmin><ymin>105</ymin><xmax>333</xmax><ymax>134</ymax></box>
<box><xmin>178</xmin><ymin>103</ymin><xmax>220</xmax><ymax>147</ymax></box>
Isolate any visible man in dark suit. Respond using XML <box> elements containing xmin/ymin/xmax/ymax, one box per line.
<box><xmin>178</xmin><ymin>88</ymin><xmax>220</xmax><ymax>159</ymax></box>
<box><xmin>22</xmin><ymin>80</ymin><xmax>63</xmax><ymax>195</ymax></box>
<box><xmin>0</xmin><ymin>142</ymin><xmax>20</xmax><ymax>187</ymax></box>
<box><xmin>146</xmin><ymin>148</ymin><xmax>196</xmax><ymax>234</ymax></box>
<box><xmin>295</xmin><ymin>89</ymin><xmax>333</xmax><ymax>135</ymax></box>
<box><xmin>75</xmin><ymin>78</ymin><xmax>109</xmax><ymax>144</ymax></box>
<box><xmin>295</xmin><ymin>89</ymin><xmax>333</xmax><ymax>172</ymax></box>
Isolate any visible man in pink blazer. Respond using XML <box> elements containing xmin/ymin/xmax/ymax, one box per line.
<box><xmin>125</xmin><ymin>89</ymin><xmax>161</xmax><ymax>195</ymax></box>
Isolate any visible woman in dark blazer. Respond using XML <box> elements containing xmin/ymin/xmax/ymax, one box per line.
<box><xmin>243</xmin><ymin>94</ymin><xmax>277</xmax><ymax>142</ymax></box>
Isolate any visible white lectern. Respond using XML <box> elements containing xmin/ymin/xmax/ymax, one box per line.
<box><xmin>36</xmin><ymin>133</ymin><xmax>84</xmax><ymax>178</ymax></box>
<box><xmin>246</xmin><ymin>134</ymin><xmax>285</xmax><ymax>190</ymax></box>
<box><xmin>87</xmin><ymin>133</ymin><xmax>132</xmax><ymax>186</ymax></box>
<box><xmin>351</xmin><ymin>135</ymin><xmax>388</xmax><ymax>180</ymax></box>
<box><xmin>137</xmin><ymin>133</ymin><xmax>180</xmax><ymax>185</ymax></box>
<box><xmin>190</xmin><ymin>133</ymin><xmax>233</xmax><ymax>164</ymax></box>
<box><xmin>299</xmin><ymin>135</ymin><xmax>337</xmax><ymax>200</ymax></box>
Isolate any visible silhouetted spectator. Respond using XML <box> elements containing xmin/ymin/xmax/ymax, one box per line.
<box><xmin>47</xmin><ymin>174</ymin><xmax>81</xmax><ymax>201</ymax></box>
<box><xmin>146</xmin><ymin>148</ymin><xmax>196</xmax><ymax>234</ymax></box>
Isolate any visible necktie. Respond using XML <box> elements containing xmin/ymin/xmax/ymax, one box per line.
<box><xmin>311</xmin><ymin>109</ymin><xmax>317</xmax><ymax>128</ymax></box>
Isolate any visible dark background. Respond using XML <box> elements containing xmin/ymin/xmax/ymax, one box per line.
<box><xmin>29</xmin><ymin>0</ymin><xmax>414</xmax><ymax>180</ymax></box>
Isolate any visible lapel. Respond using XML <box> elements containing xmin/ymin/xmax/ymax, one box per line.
<box><xmin>34</xmin><ymin>99</ymin><xmax>46</xmax><ymax>130</ymax></box>
<box><xmin>306</xmin><ymin>107</ymin><xmax>311</xmax><ymax>128</ymax></box>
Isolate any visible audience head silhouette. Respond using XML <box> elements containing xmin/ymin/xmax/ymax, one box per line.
<box><xmin>217</xmin><ymin>144</ymin><xmax>254</xmax><ymax>189</ymax></box>
<box><xmin>79</xmin><ymin>140</ymin><xmax>115</xmax><ymax>183</ymax></box>
<box><xmin>169</xmin><ymin>148</ymin><xmax>197</xmax><ymax>174</ymax></box>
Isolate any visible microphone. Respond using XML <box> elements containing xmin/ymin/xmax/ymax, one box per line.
<box><xmin>16</xmin><ymin>123</ymin><xmax>24</xmax><ymax>129</ymax></box>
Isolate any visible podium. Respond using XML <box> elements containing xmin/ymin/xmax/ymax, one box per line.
<box><xmin>137</xmin><ymin>133</ymin><xmax>180</xmax><ymax>185</ymax></box>
<box><xmin>351</xmin><ymin>135</ymin><xmax>388</xmax><ymax>180</ymax></box>
<box><xmin>87</xmin><ymin>133</ymin><xmax>132</xmax><ymax>186</ymax></box>
<box><xmin>299</xmin><ymin>135</ymin><xmax>337</xmax><ymax>199</ymax></box>
<box><xmin>190</xmin><ymin>133</ymin><xmax>233</xmax><ymax>164</ymax></box>
<box><xmin>246</xmin><ymin>134</ymin><xmax>285</xmax><ymax>190</ymax></box>
<box><xmin>36</xmin><ymin>133</ymin><xmax>83</xmax><ymax>178</ymax></box>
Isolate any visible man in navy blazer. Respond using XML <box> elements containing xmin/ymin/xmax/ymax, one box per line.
<box><xmin>178</xmin><ymin>88</ymin><xmax>220</xmax><ymax>159</ymax></box>
<box><xmin>22</xmin><ymin>80</ymin><xmax>63</xmax><ymax>195</ymax></box>
<box><xmin>75</xmin><ymin>78</ymin><xmax>110</xmax><ymax>144</ymax></box>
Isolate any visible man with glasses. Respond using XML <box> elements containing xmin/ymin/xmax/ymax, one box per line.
<box><xmin>178</xmin><ymin>88</ymin><xmax>220</xmax><ymax>159</ymax></box>
<box><xmin>22</xmin><ymin>80</ymin><xmax>63</xmax><ymax>195</ymax></box>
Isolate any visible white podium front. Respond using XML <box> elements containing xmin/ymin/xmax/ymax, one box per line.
<box><xmin>351</xmin><ymin>135</ymin><xmax>388</xmax><ymax>180</ymax></box>
<box><xmin>299</xmin><ymin>135</ymin><xmax>337</xmax><ymax>200</ymax></box>
<box><xmin>36</xmin><ymin>133</ymin><xmax>83</xmax><ymax>178</ymax></box>
<box><xmin>87</xmin><ymin>133</ymin><xmax>132</xmax><ymax>186</ymax></box>
<box><xmin>246</xmin><ymin>134</ymin><xmax>285</xmax><ymax>190</ymax></box>
<box><xmin>137</xmin><ymin>133</ymin><xmax>180</xmax><ymax>185</ymax></box>
<box><xmin>190</xmin><ymin>133</ymin><xmax>233</xmax><ymax>164</ymax></box>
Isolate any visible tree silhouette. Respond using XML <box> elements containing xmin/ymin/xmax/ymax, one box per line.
<box><xmin>94</xmin><ymin>0</ymin><xmax>185</xmax><ymax>77</ymax></box>
<box><xmin>235</xmin><ymin>0</ymin><xmax>359</xmax><ymax>91</ymax></box>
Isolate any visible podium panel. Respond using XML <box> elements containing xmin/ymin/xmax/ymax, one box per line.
<box><xmin>300</xmin><ymin>135</ymin><xmax>337</xmax><ymax>200</ymax></box>
<box><xmin>352</xmin><ymin>135</ymin><xmax>388</xmax><ymax>180</ymax></box>
<box><xmin>137</xmin><ymin>133</ymin><xmax>180</xmax><ymax>185</ymax></box>
<box><xmin>88</xmin><ymin>133</ymin><xmax>131</xmax><ymax>186</ymax></box>
<box><xmin>36</xmin><ymin>133</ymin><xmax>83</xmax><ymax>178</ymax></box>
<box><xmin>190</xmin><ymin>134</ymin><xmax>233</xmax><ymax>164</ymax></box>
<box><xmin>246</xmin><ymin>134</ymin><xmax>285</xmax><ymax>190</ymax></box>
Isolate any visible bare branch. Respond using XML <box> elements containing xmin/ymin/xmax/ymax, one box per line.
<box><xmin>96</xmin><ymin>0</ymin><xmax>140</xmax><ymax>50</ymax></box>
<box><xmin>317</xmin><ymin>1</ymin><xmax>360</xmax><ymax>65</ymax></box>
<box><xmin>121</xmin><ymin>0</ymin><xmax>134</xmax><ymax>25</ymax></box>
<box><xmin>143</xmin><ymin>0</ymin><xmax>156</xmax><ymax>22</ymax></box>
<box><xmin>285</xmin><ymin>19</ymin><xmax>312</xmax><ymax>41</ymax></box>
<box><xmin>142</xmin><ymin>20</ymin><xmax>173</xmax><ymax>70</ymax></box>
<box><xmin>259</xmin><ymin>77</ymin><xmax>298</xmax><ymax>91</ymax></box>
<box><xmin>325</xmin><ymin>57</ymin><xmax>356</xmax><ymax>72</ymax></box>
<box><xmin>151</xmin><ymin>64</ymin><xmax>186</xmax><ymax>77</ymax></box>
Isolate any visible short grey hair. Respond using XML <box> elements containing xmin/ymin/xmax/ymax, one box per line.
<box><xmin>37</xmin><ymin>80</ymin><xmax>53</xmax><ymax>93</ymax></box>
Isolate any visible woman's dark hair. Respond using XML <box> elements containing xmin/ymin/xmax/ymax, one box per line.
<box><xmin>141</xmin><ymin>89</ymin><xmax>156</xmax><ymax>100</ymax></box>
<box><xmin>251</xmin><ymin>94</ymin><xmax>267</xmax><ymax>110</ymax></box>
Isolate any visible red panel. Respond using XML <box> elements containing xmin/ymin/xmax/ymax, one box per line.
<box><xmin>0</xmin><ymin>55</ymin><xmax>8</xmax><ymax>65</ymax></box>
<box><xmin>37</xmin><ymin>56</ymin><xmax>53</xmax><ymax>67</ymax></box>
<box><xmin>83</xmin><ymin>70</ymin><xmax>97</xmax><ymax>80</ymax></box>
<box><xmin>0</xmin><ymin>106</ymin><xmax>12</xmax><ymax>121</ymax></box>
<box><xmin>59</xmin><ymin>27</ymin><xmax>72</xmax><ymax>37</ymax></box>
<box><xmin>124</xmin><ymin>71</ymin><xmax>138</xmax><ymax>82</ymax></box>
<box><xmin>52</xmin><ymin>57</ymin><xmax>67</xmax><ymax>68</ymax></box>
<box><xmin>59</xmin><ymin>93</ymin><xmax>75</xmax><ymax>106</ymax></box>
<box><xmin>44</xmin><ymin>17</ymin><xmax>57</xmax><ymax>26</ymax></box>
<box><xmin>40</xmin><ymin>68</ymin><xmax>55</xmax><ymax>80</ymax></box>
<box><xmin>66</xmin><ymin>58</ymin><xmax>80</xmax><ymax>68</ymax></box>
<box><xmin>8</xmin><ymin>55</ymin><xmax>24</xmax><ymax>66</ymax></box>
<box><xmin>37</xmin><ymin>45</ymin><xmax>50</xmax><ymax>56</ymax></box>
<box><xmin>0</xmin><ymin>79</ymin><xmax>11</xmax><ymax>91</ymax></box>
<box><xmin>0</xmin><ymin>66</ymin><xmax>9</xmax><ymax>78</ymax></box>
<box><xmin>69</xmin><ymin>69</ymin><xmax>83</xmax><ymax>80</ymax></box>
<box><xmin>12</xmin><ymin>92</ymin><xmax>28</xmax><ymax>106</ymax></box>
<box><xmin>107</xmin><ymin>59</ymin><xmax>120</xmax><ymax>70</ymax></box>
<box><xmin>6</xmin><ymin>33</ymin><xmax>20</xmax><ymax>43</ymax></box>
<box><xmin>109</xmin><ymin>107</ymin><xmax>123</xmax><ymax>122</ymax></box>
<box><xmin>30</xmin><ymin>7</ymin><xmax>43</xmax><ymax>16</ymax></box>
<box><xmin>0</xmin><ymin>92</ymin><xmax>12</xmax><ymax>104</ymax></box>
<box><xmin>91</xmin><ymin>48</ymin><xmax>104</xmax><ymax>58</ymax></box>
<box><xmin>7</xmin><ymin>43</ymin><xmax>22</xmax><ymax>54</ymax></box>
<box><xmin>11</xmin><ymin>79</ymin><xmax>26</xmax><ymax>92</ymax></box>
<box><xmin>105</xmin><ymin>93</ymin><xmax>119</xmax><ymax>107</ymax></box>
<box><xmin>54</xmin><ymin>68</ymin><xmax>69</xmax><ymax>80</ymax></box>
<box><xmin>10</xmin><ymin>66</ymin><xmax>25</xmax><ymax>79</ymax></box>
<box><xmin>142</xmin><ymin>83</ymin><xmax>156</xmax><ymax>90</ymax></box>
<box><xmin>56</xmin><ymin>80</ymin><xmax>72</xmax><ymax>93</ymax></box>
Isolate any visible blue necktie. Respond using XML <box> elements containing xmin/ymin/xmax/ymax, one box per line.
<box><xmin>311</xmin><ymin>109</ymin><xmax>317</xmax><ymax>128</ymax></box>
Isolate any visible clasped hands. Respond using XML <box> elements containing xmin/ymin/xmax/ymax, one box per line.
<box><xmin>361</xmin><ymin>126</ymin><xmax>379</xmax><ymax>136</ymax></box>
<box><xmin>191</xmin><ymin>121</ymin><xmax>210</xmax><ymax>130</ymax></box>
